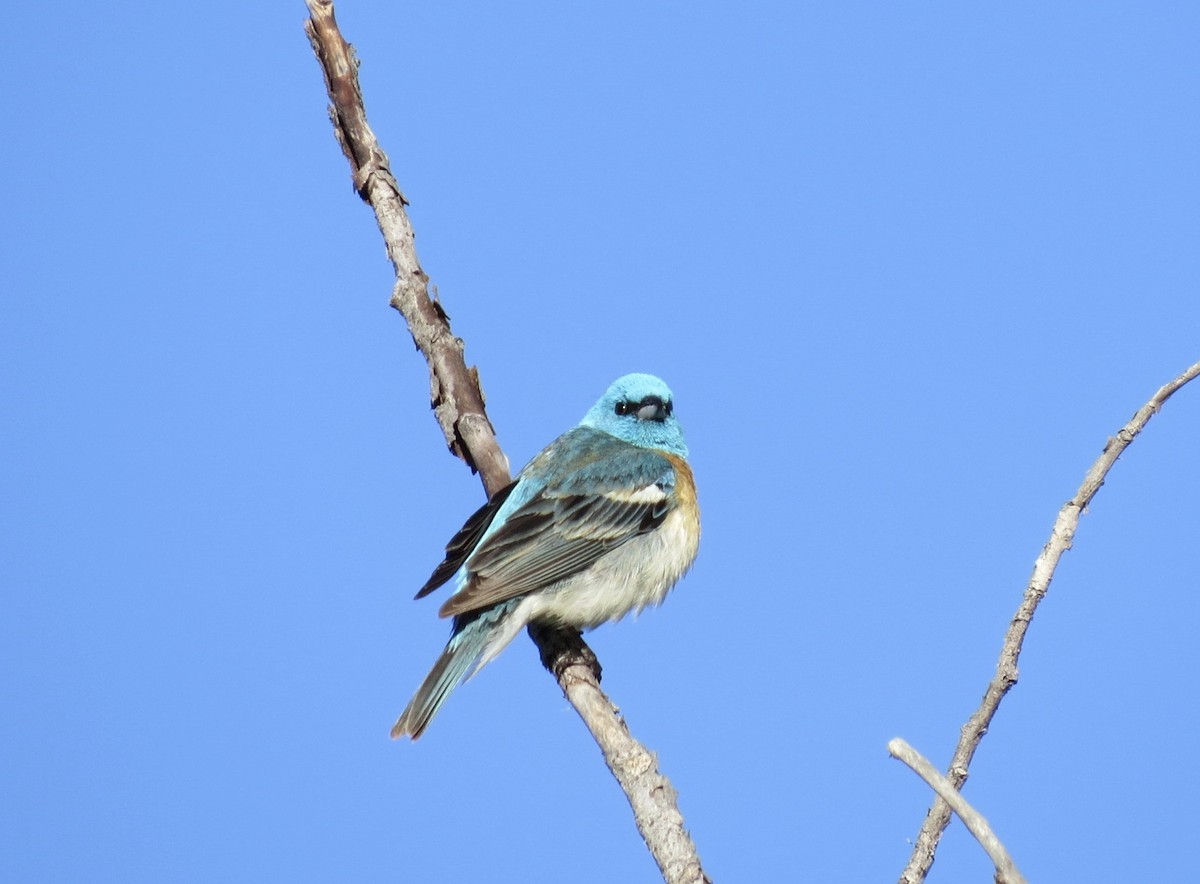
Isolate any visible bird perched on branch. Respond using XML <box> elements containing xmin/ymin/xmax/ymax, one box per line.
<box><xmin>392</xmin><ymin>373</ymin><xmax>700</xmax><ymax>739</ymax></box>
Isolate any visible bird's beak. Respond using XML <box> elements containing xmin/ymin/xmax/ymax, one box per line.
<box><xmin>636</xmin><ymin>400</ymin><xmax>668</xmax><ymax>422</ymax></box>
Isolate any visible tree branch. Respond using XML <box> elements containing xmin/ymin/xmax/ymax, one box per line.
<box><xmin>304</xmin><ymin>3</ymin><xmax>709</xmax><ymax>882</ymax></box>
<box><xmin>888</xmin><ymin>738</ymin><xmax>1027</xmax><ymax>884</ymax></box>
<box><xmin>899</xmin><ymin>359</ymin><xmax>1200</xmax><ymax>883</ymax></box>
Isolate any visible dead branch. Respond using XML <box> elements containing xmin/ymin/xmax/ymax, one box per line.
<box><xmin>889</xmin><ymin>738</ymin><xmax>1027</xmax><ymax>884</ymax></box>
<box><xmin>899</xmin><ymin>359</ymin><xmax>1200</xmax><ymax>883</ymax></box>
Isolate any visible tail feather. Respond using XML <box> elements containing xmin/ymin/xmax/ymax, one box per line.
<box><xmin>391</xmin><ymin>632</ymin><xmax>483</xmax><ymax>740</ymax></box>
<box><xmin>393</xmin><ymin>601</ymin><xmax>530</xmax><ymax>740</ymax></box>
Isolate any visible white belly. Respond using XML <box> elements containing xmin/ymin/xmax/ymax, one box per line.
<box><xmin>473</xmin><ymin>507</ymin><xmax>699</xmax><ymax>670</ymax></box>
<box><xmin>519</xmin><ymin>506</ymin><xmax>699</xmax><ymax>628</ymax></box>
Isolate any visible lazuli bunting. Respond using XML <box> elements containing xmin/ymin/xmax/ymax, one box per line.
<box><xmin>392</xmin><ymin>373</ymin><xmax>700</xmax><ymax>739</ymax></box>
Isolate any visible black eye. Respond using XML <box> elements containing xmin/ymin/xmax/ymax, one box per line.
<box><xmin>615</xmin><ymin>401</ymin><xmax>633</xmax><ymax>416</ymax></box>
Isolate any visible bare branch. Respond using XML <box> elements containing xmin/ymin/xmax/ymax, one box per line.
<box><xmin>303</xmin><ymin>0</ymin><xmax>508</xmax><ymax>493</ymax></box>
<box><xmin>304</xmin><ymin>3</ymin><xmax>709</xmax><ymax>881</ymax></box>
<box><xmin>529</xmin><ymin>624</ymin><xmax>711</xmax><ymax>884</ymax></box>
<box><xmin>899</xmin><ymin>359</ymin><xmax>1200</xmax><ymax>884</ymax></box>
<box><xmin>889</xmin><ymin>738</ymin><xmax>1027</xmax><ymax>884</ymax></box>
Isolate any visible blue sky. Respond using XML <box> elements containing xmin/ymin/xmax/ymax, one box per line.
<box><xmin>4</xmin><ymin>2</ymin><xmax>1198</xmax><ymax>881</ymax></box>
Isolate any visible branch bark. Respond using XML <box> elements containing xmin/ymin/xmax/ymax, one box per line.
<box><xmin>889</xmin><ymin>738</ymin><xmax>1027</xmax><ymax>884</ymax></box>
<box><xmin>899</xmin><ymin>359</ymin><xmax>1200</xmax><ymax>883</ymax></box>
<box><xmin>304</xmin><ymin>3</ymin><xmax>709</xmax><ymax>882</ymax></box>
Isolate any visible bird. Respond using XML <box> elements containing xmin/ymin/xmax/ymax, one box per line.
<box><xmin>392</xmin><ymin>372</ymin><xmax>700</xmax><ymax>739</ymax></box>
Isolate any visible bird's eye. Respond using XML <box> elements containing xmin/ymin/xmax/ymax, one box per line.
<box><xmin>615</xmin><ymin>401</ymin><xmax>632</xmax><ymax>416</ymax></box>
<box><xmin>663</xmin><ymin>401</ymin><xmax>673</xmax><ymax>416</ymax></box>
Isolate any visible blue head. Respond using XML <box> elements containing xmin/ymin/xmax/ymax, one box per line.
<box><xmin>580</xmin><ymin>373</ymin><xmax>689</xmax><ymax>457</ymax></box>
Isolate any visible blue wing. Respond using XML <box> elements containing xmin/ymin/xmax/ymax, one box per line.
<box><xmin>418</xmin><ymin>427</ymin><xmax>678</xmax><ymax>619</ymax></box>
<box><xmin>413</xmin><ymin>480</ymin><xmax>518</xmax><ymax>600</ymax></box>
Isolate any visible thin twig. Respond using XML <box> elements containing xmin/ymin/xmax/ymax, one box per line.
<box><xmin>889</xmin><ymin>738</ymin><xmax>1027</xmax><ymax>884</ymax></box>
<box><xmin>899</xmin><ymin>359</ymin><xmax>1200</xmax><ymax>883</ymax></box>
<box><xmin>303</xmin><ymin>3</ymin><xmax>709</xmax><ymax>882</ymax></box>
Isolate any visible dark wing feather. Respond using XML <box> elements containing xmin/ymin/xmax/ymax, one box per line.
<box><xmin>437</xmin><ymin>486</ymin><xmax>670</xmax><ymax>618</ymax></box>
<box><xmin>414</xmin><ymin>480</ymin><xmax>519</xmax><ymax>600</ymax></box>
